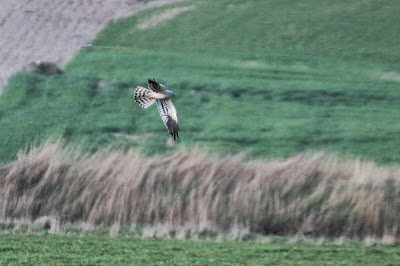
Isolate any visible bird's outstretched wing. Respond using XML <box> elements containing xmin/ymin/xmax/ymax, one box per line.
<box><xmin>148</xmin><ymin>79</ymin><xmax>166</xmax><ymax>93</ymax></box>
<box><xmin>134</xmin><ymin>86</ymin><xmax>156</xmax><ymax>109</ymax></box>
<box><xmin>156</xmin><ymin>99</ymin><xmax>180</xmax><ymax>140</ymax></box>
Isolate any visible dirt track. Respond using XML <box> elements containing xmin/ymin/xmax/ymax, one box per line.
<box><xmin>0</xmin><ymin>0</ymin><xmax>182</xmax><ymax>93</ymax></box>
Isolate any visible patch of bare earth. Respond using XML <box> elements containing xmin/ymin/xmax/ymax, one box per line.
<box><xmin>0</xmin><ymin>0</ymin><xmax>184</xmax><ymax>93</ymax></box>
<box><xmin>378</xmin><ymin>71</ymin><xmax>400</xmax><ymax>82</ymax></box>
<box><xmin>137</xmin><ymin>5</ymin><xmax>197</xmax><ymax>30</ymax></box>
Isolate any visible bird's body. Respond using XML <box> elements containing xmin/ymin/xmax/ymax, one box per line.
<box><xmin>149</xmin><ymin>90</ymin><xmax>175</xmax><ymax>100</ymax></box>
<box><xmin>134</xmin><ymin>79</ymin><xmax>180</xmax><ymax>140</ymax></box>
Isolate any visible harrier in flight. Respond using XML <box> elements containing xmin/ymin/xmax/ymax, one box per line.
<box><xmin>134</xmin><ymin>79</ymin><xmax>180</xmax><ymax>140</ymax></box>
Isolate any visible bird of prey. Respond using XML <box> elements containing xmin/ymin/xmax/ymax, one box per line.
<box><xmin>134</xmin><ymin>79</ymin><xmax>180</xmax><ymax>140</ymax></box>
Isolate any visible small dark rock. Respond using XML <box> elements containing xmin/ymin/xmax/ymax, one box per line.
<box><xmin>22</xmin><ymin>61</ymin><xmax>63</xmax><ymax>75</ymax></box>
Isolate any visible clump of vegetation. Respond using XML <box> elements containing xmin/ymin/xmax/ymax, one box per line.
<box><xmin>1</xmin><ymin>140</ymin><xmax>399</xmax><ymax>240</ymax></box>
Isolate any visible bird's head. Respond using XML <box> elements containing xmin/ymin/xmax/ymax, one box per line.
<box><xmin>166</xmin><ymin>90</ymin><xmax>175</xmax><ymax>98</ymax></box>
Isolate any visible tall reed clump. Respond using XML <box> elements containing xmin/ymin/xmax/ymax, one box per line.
<box><xmin>0</xmin><ymin>140</ymin><xmax>399</xmax><ymax>239</ymax></box>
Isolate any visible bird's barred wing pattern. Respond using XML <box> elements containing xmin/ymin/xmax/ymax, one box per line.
<box><xmin>148</xmin><ymin>79</ymin><xmax>166</xmax><ymax>93</ymax></box>
<box><xmin>156</xmin><ymin>99</ymin><xmax>180</xmax><ymax>140</ymax></box>
<box><xmin>134</xmin><ymin>86</ymin><xmax>155</xmax><ymax>109</ymax></box>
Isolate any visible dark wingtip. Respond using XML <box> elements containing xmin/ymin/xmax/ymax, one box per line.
<box><xmin>148</xmin><ymin>78</ymin><xmax>158</xmax><ymax>84</ymax></box>
<box><xmin>148</xmin><ymin>79</ymin><xmax>161</xmax><ymax>92</ymax></box>
<box><xmin>171</xmin><ymin>131</ymin><xmax>179</xmax><ymax>141</ymax></box>
<box><xmin>166</xmin><ymin>116</ymin><xmax>180</xmax><ymax>141</ymax></box>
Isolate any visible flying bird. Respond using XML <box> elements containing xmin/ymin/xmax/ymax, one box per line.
<box><xmin>134</xmin><ymin>79</ymin><xmax>180</xmax><ymax>140</ymax></box>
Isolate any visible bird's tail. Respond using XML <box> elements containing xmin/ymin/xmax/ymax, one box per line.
<box><xmin>134</xmin><ymin>86</ymin><xmax>155</xmax><ymax>109</ymax></box>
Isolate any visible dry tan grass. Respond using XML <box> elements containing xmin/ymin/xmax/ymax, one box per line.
<box><xmin>0</xmin><ymin>140</ymin><xmax>400</xmax><ymax>240</ymax></box>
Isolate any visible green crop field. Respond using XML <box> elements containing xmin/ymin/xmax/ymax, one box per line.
<box><xmin>0</xmin><ymin>235</ymin><xmax>398</xmax><ymax>265</ymax></box>
<box><xmin>1</xmin><ymin>0</ymin><xmax>400</xmax><ymax>164</ymax></box>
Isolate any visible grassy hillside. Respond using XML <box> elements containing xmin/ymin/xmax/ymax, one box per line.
<box><xmin>1</xmin><ymin>235</ymin><xmax>399</xmax><ymax>265</ymax></box>
<box><xmin>92</xmin><ymin>0</ymin><xmax>400</xmax><ymax>62</ymax></box>
<box><xmin>1</xmin><ymin>0</ymin><xmax>400</xmax><ymax>163</ymax></box>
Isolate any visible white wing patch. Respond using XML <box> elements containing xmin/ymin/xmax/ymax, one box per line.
<box><xmin>156</xmin><ymin>99</ymin><xmax>180</xmax><ymax>140</ymax></box>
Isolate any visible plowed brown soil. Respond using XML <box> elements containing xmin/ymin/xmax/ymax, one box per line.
<box><xmin>0</xmin><ymin>0</ymin><xmax>182</xmax><ymax>92</ymax></box>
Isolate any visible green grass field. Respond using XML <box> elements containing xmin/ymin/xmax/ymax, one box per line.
<box><xmin>0</xmin><ymin>235</ymin><xmax>398</xmax><ymax>265</ymax></box>
<box><xmin>1</xmin><ymin>1</ymin><xmax>400</xmax><ymax>263</ymax></box>
<box><xmin>1</xmin><ymin>0</ymin><xmax>400</xmax><ymax>164</ymax></box>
